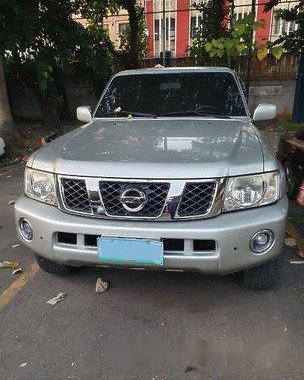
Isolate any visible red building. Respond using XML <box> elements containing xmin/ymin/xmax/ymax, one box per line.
<box><xmin>144</xmin><ymin>0</ymin><xmax>297</xmax><ymax>59</ymax></box>
<box><xmin>101</xmin><ymin>0</ymin><xmax>297</xmax><ymax>59</ymax></box>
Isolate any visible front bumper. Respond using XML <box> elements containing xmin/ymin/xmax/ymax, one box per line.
<box><xmin>15</xmin><ymin>196</ymin><xmax>288</xmax><ymax>274</ymax></box>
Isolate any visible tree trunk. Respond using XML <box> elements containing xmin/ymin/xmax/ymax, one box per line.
<box><xmin>30</xmin><ymin>83</ymin><xmax>62</xmax><ymax>130</ymax></box>
<box><xmin>0</xmin><ymin>51</ymin><xmax>13</xmax><ymax>131</ymax></box>
<box><xmin>125</xmin><ymin>0</ymin><xmax>141</xmax><ymax>69</ymax></box>
<box><xmin>0</xmin><ymin>51</ymin><xmax>29</xmax><ymax>157</ymax></box>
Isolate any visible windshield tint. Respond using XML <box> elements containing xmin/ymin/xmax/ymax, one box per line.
<box><xmin>95</xmin><ymin>72</ymin><xmax>246</xmax><ymax>118</ymax></box>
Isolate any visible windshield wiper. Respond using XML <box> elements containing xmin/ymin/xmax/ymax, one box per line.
<box><xmin>159</xmin><ymin>110</ymin><xmax>231</xmax><ymax>119</ymax></box>
<box><xmin>102</xmin><ymin>110</ymin><xmax>157</xmax><ymax>118</ymax></box>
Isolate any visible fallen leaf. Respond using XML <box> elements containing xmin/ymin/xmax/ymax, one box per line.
<box><xmin>0</xmin><ymin>260</ymin><xmax>22</xmax><ymax>274</ymax></box>
<box><xmin>46</xmin><ymin>292</ymin><xmax>66</xmax><ymax>305</ymax></box>
<box><xmin>285</xmin><ymin>238</ymin><xmax>297</xmax><ymax>247</ymax></box>
<box><xmin>20</xmin><ymin>155</ymin><xmax>29</xmax><ymax>164</ymax></box>
<box><xmin>12</xmin><ymin>267</ymin><xmax>22</xmax><ymax>275</ymax></box>
<box><xmin>95</xmin><ymin>278</ymin><xmax>109</xmax><ymax>293</ymax></box>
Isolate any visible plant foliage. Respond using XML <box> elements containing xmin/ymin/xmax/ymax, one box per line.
<box><xmin>203</xmin><ymin>13</ymin><xmax>283</xmax><ymax>61</ymax></box>
<box><xmin>189</xmin><ymin>0</ymin><xmax>231</xmax><ymax>65</ymax></box>
<box><xmin>0</xmin><ymin>0</ymin><xmax>116</xmax><ymax>126</ymax></box>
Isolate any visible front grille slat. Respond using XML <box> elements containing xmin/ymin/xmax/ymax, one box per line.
<box><xmin>100</xmin><ymin>182</ymin><xmax>170</xmax><ymax>218</ymax></box>
<box><xmin>61</xmin><ymin>178</ymin><xmax>92</xmax><ymax>214</ymax></box>
<box><xmin>59</xmin><ymin>177</ymin><xmax>218</xmax><ymax>220</ymax></box>
<box><xmin>177</xmin><ymin>182</ymin><xmax>217</xmax><ymax>217</ymax></box>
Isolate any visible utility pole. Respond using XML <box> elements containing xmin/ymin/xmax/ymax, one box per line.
<box><xmin>245</xmin><ymin>0</ymin><xmax>256</xmax><ymax>98</ymax></box>
<box><xmin>162</xmin><ymin>0</ymin><xmax>166</xmax><ymax>66</ymax></box>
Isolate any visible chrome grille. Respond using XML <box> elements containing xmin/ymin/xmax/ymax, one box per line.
<box><xmin>58</xmin><ymin>176</ymin><xmax>221</xmax><ymax>220</ymax></box>
<box><xmin>99</xmin><ymin>181</ymin><xmax>170</xmax><ymax>217</ymax></box>
<box><xmin>177</xmin><ymin>182</ymin><xmax>217</xmax><ymax>217</ymax></box>
<box><xmin>60</xmin><ymin>178</ymin><xmax>92</xmax><ymax>214</ymax></box>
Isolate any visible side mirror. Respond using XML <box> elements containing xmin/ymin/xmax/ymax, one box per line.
<box><xmin>252</xmin><ymin>103</ymin><xmax>276</xmax><ymax>121</ymax></box>
<box><xmin>77</xmin><ymin>106</ymin><xmax>92</xmax><ymax>123</ymax></box>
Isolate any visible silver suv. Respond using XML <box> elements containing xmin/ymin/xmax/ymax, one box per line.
<box><xmin>15</xmin><ymin>67</ymin><xmax>288</xmax><ymax>289</ymax></box>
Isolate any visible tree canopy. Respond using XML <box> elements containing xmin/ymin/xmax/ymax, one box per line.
<box><xmin>0</xmin><ymin>0</ymin><xmax>118</xmax><ymax>126</ymax></box>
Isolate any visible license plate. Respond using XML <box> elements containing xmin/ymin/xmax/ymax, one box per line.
<box><xmin>97</xmin><ymin>236</ymin><xmax>164</xmax><ymax>266</ymax></box>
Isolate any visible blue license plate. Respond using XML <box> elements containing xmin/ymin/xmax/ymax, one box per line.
<box><xmin>97</xmin><ymin>236</ymin><xmax>163</xmax><ymax>266</ymax></box>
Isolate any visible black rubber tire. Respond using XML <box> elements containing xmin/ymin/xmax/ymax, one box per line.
<box><xmin>283</xmin><ymin>161</ymin><xmax>297</xmax><ymax>199</ymax></box>
<box><xmin>36</xmin><ymin>255</ymin><xmax>79</xmax><ymax>275</ymax></box>
<box><xmin>236</xmin><ymin>255</ymin><xmax>283</xmax><ymax>290</ymax></box>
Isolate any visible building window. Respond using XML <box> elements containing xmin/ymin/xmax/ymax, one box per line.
<box><xmin>270</xmin><ymin>1</ymin><xmax>298</xmax><ymax>41</ymax></box>
<box><xmin>271</xmin><ymin>10</ymin><xmax>296</xmax><ymax>36</ymax></box>
<box><xmin>234</xmin><ymin>0</ymin><xmax>251</xmax><ymax>21</ymax></box>
<box><xmin>118</xmin><ymin>22</ymin><xmax>129</xmax><ymax>36</ymax></box>
<box><xmin>190</xmin><ymin>15</ymin><xmax>200</xmax><ymax>40</ymax></box>
<box><xmin>154</xmin><ymin>17</ymin><xmax>175</xmax><ymax>54</ymax></box>
<box><xmin>153</xmin><ymin>0</ymin><xmax>176</xmax><ymax>56</ymax></box>
<box><xmin>154</xmin><ymin>19</ymin><xmax>160</xmax><ymax>41</ymax></box>
<box><xmin>166</xmin><ymin>17</ymin><xmax>176</xmax><ymax>50</ymax></box>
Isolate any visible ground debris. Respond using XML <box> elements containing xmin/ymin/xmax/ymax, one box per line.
<box><xmin>11</xmin><ymin>244</ymin><xmax>21</xmax><ymax>248</ymax></box>
<box><xmin>184</xmin><ymin>366</ymin><xmax>197</xmax><ymax>373</ymax></box>
<box><xmin>19</xmin><ymin>362</ymin><xmax>28</xmax><ymax>368</ymax></box>
<box><xmin>296</xmin><ymin>250</ymin><xmax>304</xmax><ymax>260</ymax></box>
<box><xmin>95</xmin><ymin>278</ymin><xmax>109</xmax><ymax>293</ymax></box>
<box><xmin>288</xmin><ymin>260</ymin><xmax>304</xmax><ymax>265</ymax></box>
<box><xmin>46</xmin><ymin>292</ymin><xmax>66</xmax><ymax>305</ymax></box>
<box><xmin>8</xmin><ymin>200</ymin><xmax>15</xmax><ymax>205</ymax></box>
<box><xmin>285</xmin><ymin>238</ymin><xmax>297</xmax><ymax>247</ymax></box>
<box><xmin>20</xmin><ymin>155</ymin><xmax>29</xmax><ymax>164</ymax></box>
<box><xmin>0</xmin><ymin>260</ymin><xmax>22</xmax><ymax>274</ymax></box>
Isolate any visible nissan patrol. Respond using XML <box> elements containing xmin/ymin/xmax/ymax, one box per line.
<box><xmin>15</xmin><ymin>67</ymin><xmax>288</xmax><ymax>289</ymax></box>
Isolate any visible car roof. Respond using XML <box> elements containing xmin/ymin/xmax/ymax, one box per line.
<box><xmin>115</xmin><ymin>66</ymin><xmax>236</xmax><ymax>76</ymax></box>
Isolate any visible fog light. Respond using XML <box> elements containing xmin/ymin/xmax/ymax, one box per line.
<box><xmin>19</xmin><ymin>218</ymin><xmax>33</xmax><ymax>241</ymax></box>
<box><xmin>250</xmin><ymin>230</ymin><xmax>274</xmax><ymax>254</ymax></box>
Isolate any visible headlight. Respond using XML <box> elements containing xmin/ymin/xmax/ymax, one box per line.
<box><xmin>223</xmin><ymin>171</ymin><xmax>280</xmax><ymax>212</ymax></box>
<box><xmin>25</xmin><ymin>168</ymin><xmax>57</xmax><ymax>206</ymax></box>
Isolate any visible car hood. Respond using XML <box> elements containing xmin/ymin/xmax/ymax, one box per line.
<box><xmin>29</xmin><ymin>118</ymin><xmax>273</xmax><ymax>179</ymax></box>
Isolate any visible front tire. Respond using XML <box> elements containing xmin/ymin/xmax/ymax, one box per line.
<box><xmin>236</xmin><ymin>255</ymin><xmax>283</xmax><ymax>290</ymax></box>
<box><xmin>36</xmin><ymin>255</ymin><xmax>80</xmax><ymax>275</ymax></box>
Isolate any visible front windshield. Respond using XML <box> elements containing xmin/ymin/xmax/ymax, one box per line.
<box><xmin>95</xmin><ymin>72</ymin><xmax>247</xmax><ymax>118</ymax></box>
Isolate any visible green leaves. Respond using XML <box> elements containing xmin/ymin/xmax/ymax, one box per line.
<box><xmin>205</xmin><ymin>42</ymin><xmax>212</xmax><ymax>52</ymax></box>
<box><xmin>271</xmin><ymin>45</ymin><xmax>283</xmax><ymax>60</ymax></box>
<box><xmin>257</xmin><ymin>45</ymin><xmax>268</xmax><ymax>61</ymax></box>
<box><xmin>202</xmin><ymin>11</ymin><xmax>283</xmax><ymax>63</ymax></box>
<box><xmin>189</xmin><ymin>0</ymin><xmax>231</xmax><ymax>65</ymax></box>
<box><xmin>36</xmin><ymin>63</ymin><xmax>53</xmax><ymax>92</ymax></box>
<box><xmin>236</xmin><ymin>43</ymin><xmax>247</xmax><ymax>54</ymax></box>
<box><xmin>235</xmin><ymin>23</ymin><xmax>246</xmax><ymax>37</ymax></box>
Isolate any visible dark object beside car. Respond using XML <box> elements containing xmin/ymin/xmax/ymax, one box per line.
<box><xmin>277</xmin><ymin>128</ymin><xmax>304</xmax><ymax>198</ymax></box>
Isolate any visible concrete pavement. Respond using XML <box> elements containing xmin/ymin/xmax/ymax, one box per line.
<box><xmin>1</xmin><ymin>164</ymin><xmax>304</xmax><ymax>380</ymax></box>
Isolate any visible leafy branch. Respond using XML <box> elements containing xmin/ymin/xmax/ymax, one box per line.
<box><xmin>204</xmin><ymin>14</ymin><xmax>283</xmax><ymax>61</ymax></box>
